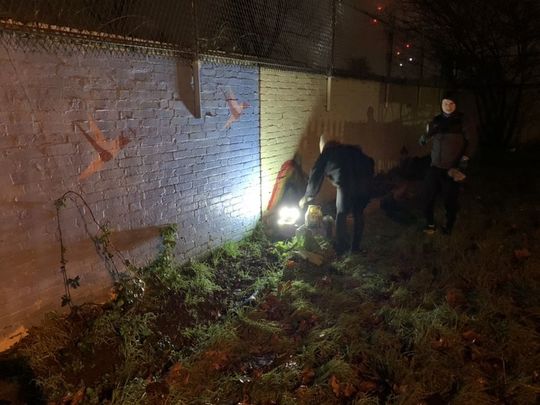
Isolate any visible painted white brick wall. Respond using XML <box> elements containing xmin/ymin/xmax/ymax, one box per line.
<box><xmin>0</xmin><ymin>47</ymin><xmax>260</xmax><ymax>349</ymax></box>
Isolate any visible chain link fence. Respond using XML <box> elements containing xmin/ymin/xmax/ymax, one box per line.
<box><xmin>0</xmin><ymin>0</ymin><xmax>439</xmax><ymax>81</ymax></box>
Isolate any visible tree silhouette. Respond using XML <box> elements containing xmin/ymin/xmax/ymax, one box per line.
<box><xmin>394</xmin><ymin>0</ymin><xmax>540</xmax><ymax>148</ymax></box>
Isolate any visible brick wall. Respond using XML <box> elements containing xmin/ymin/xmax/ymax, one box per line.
<box><xmin>260</xmin><ymin>68</ymin><xmax>441</xmax><ymax>208</ymax></box>
<box><xmin>3</xmin><ymin>45</ymin><xmax>508</xmax><ymax>351</ymax></box>
<box><xmin>0</xmin><ymin>47</ymin><xmax>260</xmax><ymax>350</ymax></box>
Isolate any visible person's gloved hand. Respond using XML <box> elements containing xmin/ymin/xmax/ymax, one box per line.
<box><xmin>459</xmin><ymin>155</ymin><xmax>469</xmax><ymax>170</ymax></box>
<box><xmin>299</xmin><ymin>196</ymin><xmax>313</xmax><ymax>210</ymax></box>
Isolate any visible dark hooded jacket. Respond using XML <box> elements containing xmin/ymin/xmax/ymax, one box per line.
<box><xmin>305</xmin><ymin>142</ymin><xmax>374</xmax><ymax>199</ymax></box>
<box><xmin>427</xmin><ymin>112</ymin><xmax>469</xmax><ymax>169</ymax></box>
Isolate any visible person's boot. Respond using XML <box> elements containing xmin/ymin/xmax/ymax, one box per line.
<box><xmin>423</xmin><ymin>224</ymin><xmax>436</xmax><ymax>235</ymax></box>
<box><xmin>443</xmin><ymin>216</ymin><xmax>455</xmax><ymax>235</ymax></box>
<box><xmin>442</xmin><ymin>222</ymin><xmax>453</xmax><ymax>235</ymax></box>
<box><xmin>333</xmin><ymin>241</ymin><xmax>347</xmax><ymax>257</ymax></box>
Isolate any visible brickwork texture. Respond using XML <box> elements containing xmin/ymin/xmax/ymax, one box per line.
<box><xmin>260</xmin><ymin>68</ymin><xmax>442</xmax><ymax>208</ymax></box>
<box><xmin>1</xmin><ymin>47</ymin><xmax>453</xmax><ymax>350</ymax></box>
<box><xmin>0</xmin><ymin>47</ymin><xmax>260</xmax><ymax>349</ymax></box>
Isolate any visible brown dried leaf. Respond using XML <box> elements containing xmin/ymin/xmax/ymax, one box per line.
<box><xmin>343</xmin><ymin>382</ymin><xmax>357</xmax><ymax>398</ymax></box>
<box><xmin>316</xmin><ymin>275</ymin><xmax>332</xmax><ymax>288</ymax></box>
<box><xmin>301</xmin><ymin>367</ymin><xmax>315</xmax><ymax>385</ymax></box>
<box><xmin>166</xmin><ymin>362</ymin><xmax>183</xmax><ymax>384</ymax></box>
<box><xmin>261</xmin><ymin>294</ymin><xmax>281</xmax><ymax>311</ymax></box>
<box><xmin>204</xmin><ymin>350</ymin><xmax>230</xmax><ymax>371</ymax></box>
<box><xmin>330</xmin><ymin>375</ymin><xmax>341</xmax><ymax>397</ymax></box>
<box><xmin>358</xmin><ymin>380</ymin><xmax>378</xmax><ymax>393</ymax></box>
<box><xmin>446</xmin><ymin>288</ymin><xmax>466</xmax><ymax>308</ymax></box>
<box><xmin>286</xmin><ymin>259</ymin><xmax>297</xmax><ymax>269</ymax></box>
<box><xmin>71</xmin><ymin>387</ymin><xmax>86</xmax><ymax>405</ymax></box>
<box><xmin>462</xmin><ymin>329</ymin><xmax>481</xmax><ymax>344</ymax></box>
<box><xmin>514</xmin><ymin>248</ymin><xmax>531</xmax><ymax>260</ymax></box>
<box><xmin>295</xmin><ymin>385</ymin><xmax>309</xmax><ymax>399</ymax></box>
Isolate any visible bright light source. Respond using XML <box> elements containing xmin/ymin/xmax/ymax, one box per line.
<box><xmin>239</xmin><ymin>180</ymin><xmax>261</xmax><ymax>219</ymax></box>
<box><xmin>399</xmin><ymin>63</ymin><xmax>403</xmax><ymax>67</ymax></box>
<box><xmin>405</xmin><ymin>43</ymin><xmax>411</xmax><ymax>48</ymax></box>
<box><xmin>372</xmin><ymin>18</ymin><xmax>378</xmax><ymax>24</ymax></box>
<box><xmin>409</xmin><ymin>57</ymin><xmax>413</xmax><ymax>62</ymax></box>
<box><xmin>396</xmin><ymin>51</ymin><xmax>401</xmax><ymax>55</ymax></box>
<box><xmin>277</xmin><ymin>206</ymin><xmax>300</xmax><ymax>226</ymax></box>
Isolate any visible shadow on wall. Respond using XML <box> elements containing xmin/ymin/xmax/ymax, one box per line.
<box><xmin>176</xmin><ymin>60</ymin><xmax>198</xmax><ymax>118</ymax></box>
<box><xmin>342</xmin><ymin>106</ymin><xmax>427</xmax><ymax>173</ymax></box>
<box><xmin>286</xmin><ymin>103</ymin><xmax>430</xmax><ymax>205</ymax></box>
<box><xmin>0</xmin><ymin>223</ymin><xmax>162</xmax><ymax>351</ymax></box>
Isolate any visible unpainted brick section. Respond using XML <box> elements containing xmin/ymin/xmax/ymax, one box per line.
<box><xmin>259</xmin><ymin>68</ymin><xmax>442</xmax><ymax>208</ymax></box>
<box><xmin>0</xmin><ymin>47</ymin><xmax>260</xmax><ymax>350</ymax></box>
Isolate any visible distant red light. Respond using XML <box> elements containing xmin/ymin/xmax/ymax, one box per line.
<box><xmin>376</xmin><ymin>5</ymin><xmax>383</xmax><ymax>11</ymax></box>
<box><xmin>405</xmin><ymin>43</ymin><xmax>411</xmax><ymax>48</ymax></box>
<box><xmin>372</xmin><ymin>18</ymin><xmax>378</xmax><ymax>24</ymax></box>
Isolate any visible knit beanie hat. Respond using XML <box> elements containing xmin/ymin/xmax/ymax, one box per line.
<box><xmin>442</xmin><ymin>91</ymin><xmax>458</xmax><ymax>103</ymax></box>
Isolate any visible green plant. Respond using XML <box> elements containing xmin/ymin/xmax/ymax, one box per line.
<box><xmin>54</xmin><ymin>191</ymin><xmax>129</xmax><ymax>307</ymax></box>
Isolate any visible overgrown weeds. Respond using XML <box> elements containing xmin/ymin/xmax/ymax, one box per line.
<box><xmin>2</xmin><ymin>148</ymin><xmax>540</xmax><ymax>404</ymax></box>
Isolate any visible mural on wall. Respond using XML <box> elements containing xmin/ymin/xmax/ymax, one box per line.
<box><xmin>222</xmin><ymin>89</ymin><xmax>250</xmax><ymax>130</ymax></box>
<box><xmin>0</xmin><ymin>46</ymin><xmax>261</xmax><ymax>352</ymax></box>
<box><xmin>75</xmin><ymin>114</ymin><xmax>132</xmax><ymax>180</ymax></box>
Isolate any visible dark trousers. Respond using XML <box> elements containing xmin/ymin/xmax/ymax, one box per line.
<box><xmin>335</xmin><ymin>187</ymin><xmax>369</xmax><ymax>253</ymax></box>
<box><xmin>423</xmin><ymin>166</ymin><xmax>460</xmax><ymax>229</ymax></box>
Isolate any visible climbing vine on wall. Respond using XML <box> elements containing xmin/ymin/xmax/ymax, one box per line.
<box><xmin>54</xmin><ymin>191</ymin><xmax>130</xmax><ymax>307</ymax></box>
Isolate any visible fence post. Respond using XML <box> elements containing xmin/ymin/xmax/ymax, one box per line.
<box><xmin>191</xmin><ymin>0</ymin><xmax>202</xmax><ymax>118</ymax></box>
<box><xmin>326</xmin><ymin>0</ymin><xmax>337</xmax><ymax>112</ymax></box>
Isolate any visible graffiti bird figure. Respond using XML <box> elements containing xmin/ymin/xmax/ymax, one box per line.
<box><xmin>75</xmin><ymin>114</ymin><xmax>132</xmax><ymax>181</ymax></box>
<box><xmin>222</xmin><ymin>90</ymin><xmax>250</xmax><ymax>130</ymax></box>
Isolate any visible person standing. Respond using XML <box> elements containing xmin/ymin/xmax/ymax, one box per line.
<box><xmin>299</xmin><ymin>135</ymin><xmax>374</xmax><ymax>255</ymax></box>
<box><xmin>419</xmin><ymin>92</ymin><xmax>470</xmax><ymax>234</ymax></box>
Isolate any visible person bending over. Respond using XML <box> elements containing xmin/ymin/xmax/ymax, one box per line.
<box><xmin>299</xmin><ymin>135</ymin><xmax>374</xmax><ymax>255</ymax></box>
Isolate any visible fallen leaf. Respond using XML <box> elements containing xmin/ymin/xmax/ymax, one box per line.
<box><xmin>146</xmin><ymin>381</ymin><xmax>169</xmax><ymax>398</ymax></box>
<box><xmin>166</xmin><ymin>363</ymin><xmax>183</xmax><ymax>384</ymax></box>
<box><xmin>204</xmin><ymin>350</ymin><xmax>229</xmax><ymax>370</ymax></box>
<box><xmin>358</xmin><ymin>379</ymin><xmax>378</xmax><ymax>392</ymax></box>
<box><xmin>295</xmin><ymin>385</ymin><xmax>309</xmax><ymax>399</ymax></box>
<box><xmin>343</xmin><ymin>382</ymin><xmax>357</xmax><ymax>397</ymax></box>
<box><xmin>71</xmin><ymin>387</ymin><xmax>86</xmax><ymax>405</ymax></box>
<box><xmin>316</xmin><ymin>275</ymin><xmax>332</xmax><ymax>287</ymax></box>
<box><xmin>476</xmin><ymin>377</ymin><xmax>488</xmax><ymax>387</ymax></box>
<box><xmin>286</xmin><ymin>259</ymin><xmax>297</xmax><ymax>269</ymax></box>
<box><xmin>446</xmin><ymin>288</ymin><xmax>466</xmax><ymax>308</ymax></box>
<box><xmin>514</xmin><ymin>248</ymin><xmax>531</xmax><ymax>260</ymax></box>
<box><xmin>462</xmin><ymin>330</ymin><xmax>481</xmax><ymax>344</ymax></box>
<box><xmin>330</xmin><ymin>375</ymin><xmax>341</xmax><ymax>396</ymax></box>
<box><xmin>301</xmin><ymin>367</ymin><xmax>315</xmax><ymax>385</ymax></box>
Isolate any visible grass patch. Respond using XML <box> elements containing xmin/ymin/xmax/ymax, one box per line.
<box><xmin>2</xmin><ymin>148</ymin><xmax>540</xmax><ymax>404</ymax></box>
